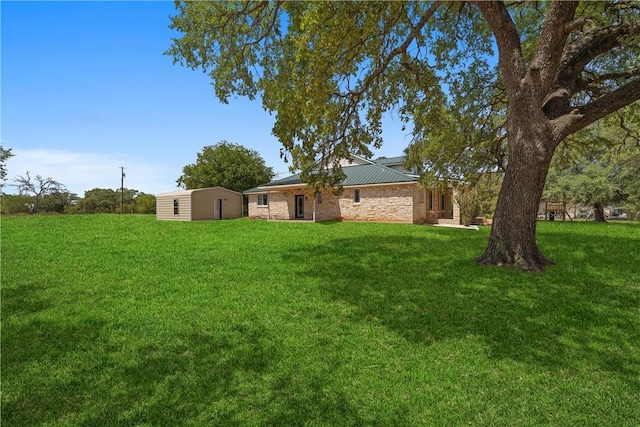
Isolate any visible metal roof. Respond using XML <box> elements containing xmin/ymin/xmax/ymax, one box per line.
<box><xmin>373</xmin><ymin>156</ymin><xmax>406</xmax><ymax>166</ymax></box>
<box><xmin>157</xmin><ymin>187</ymin><xmax>242</xmax><ymax>197</ymax></box>
<box><xmin>243</xmin><ymin>159</ymin><xmax>417</xmax><ymax>194</ymax></box>
<box><xmin>341</xmin><ymin>163</ymin><xmax>416</xmax><ymax>186</ymax></box>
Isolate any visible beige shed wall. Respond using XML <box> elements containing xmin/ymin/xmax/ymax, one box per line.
<box><xmin>191</xmin><ymin>188</ymin><xmax>243</xmax><ymax>220</ymax></box>
<box><xmin>157</xmin><ymin>187</ymin><xmax>242</xmax><ymax>221</ymax></box>
<box><xmin>156</xmin><ymin>193</ymin><xmax>192</xmax><ymax>221</ymax></box>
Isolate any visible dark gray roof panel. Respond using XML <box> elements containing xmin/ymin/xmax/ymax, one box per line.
<box><xmin>243</xmin><ymin>186</ymin><xmax>268</xmax><ymax>194</ymax></box>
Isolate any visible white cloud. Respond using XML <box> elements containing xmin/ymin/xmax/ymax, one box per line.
<box><xmin>5</xmin><ymin>149</ymin><xmax>179</xmax><ymax>196</ymax></box>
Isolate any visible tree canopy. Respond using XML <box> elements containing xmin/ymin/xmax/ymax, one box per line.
<box><xmin>545</xmin><ymin>104</ymin><xmax>640</xmax><ymax>221</ymax></box>
<box><xmin>11</xmin><ymin>172</ymin><xmax>66</xmax><ymax>214</ymax></box>
<box><xmin>168</xmin><ymin>1</ymin><xmax>640</xmax><ymax>271</ymax></box>
<box><xmin>177</xmin><ymin>141</ymin><xmax>274</xmax><ymax>193</ymax></box>
<box><xmin>1</xmin><ymin>146</ymin><xmax>14</xmax><ymax>184</ymax></box>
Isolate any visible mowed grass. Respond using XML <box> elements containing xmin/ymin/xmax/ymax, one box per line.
<box><xmin>2</xmin><ymin>215</ymin><xmax>639</xmax><ymax>426</ymax></box>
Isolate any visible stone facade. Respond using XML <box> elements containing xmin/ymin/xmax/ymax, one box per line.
<box><xmin>247</xmin><ymin>183</ymin><xmax>458</xmax><ymax>224</ymax></box>
<box><xmin>247</xmin><ymin>195</ymin><xmax>269</xmax><ymax>219</ymax></box>
<box><xmin>338</xmin><ymin>184</ymin><xmax>415</xmax><ymax>223</ymax></box>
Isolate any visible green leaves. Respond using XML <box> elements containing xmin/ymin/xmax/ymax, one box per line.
<box><xmin>167</xmin><ymin>1</ymin><xmax>639</xmax><ymax>197</ymax></box>
<box><xmin>176</xmin><ymin>141</ymin><xmax>274</xmax><ymax>193</ymax></box>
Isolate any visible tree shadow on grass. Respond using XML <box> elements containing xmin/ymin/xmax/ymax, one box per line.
<box><xmin>284</xmin><ymin>230</ymin><xmax>640</xmax><ymax>388</ymax></box>
<box><xmin>2</xmin><ymin>314</ymin><xmax>368</xmax><ymax>426</ymax></box>
<box><xmin>1</xmin><ymin>284</ymin><xmax>51</xmax><ymax>320</ymax></box>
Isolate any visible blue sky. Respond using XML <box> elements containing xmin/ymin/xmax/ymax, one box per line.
<box><xmin>2</xmin><ymin>1</ymin><xmax>411</xmax><ymax>196</ymax></box>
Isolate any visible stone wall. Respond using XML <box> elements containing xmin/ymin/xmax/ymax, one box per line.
<box><xmin>247</xmin><ymin>194</ymin><xmax>269</xmax><ymax>219</ymax></box>
<box><xmin>413</xmin><ymin>185</ymin><xmax>427</xmax><ymax>223</ymax></box>
<box><xmin>248</xmin><ymin>184</ymin><xmax>456</xmax><ymax>224</ymax></box>
<box><xmin>267</xmin><ymin>191</ymin><xmax>294</xmax><ymax>220</ymax></box>
<box><xmin>314</xmin><ymin>189</ymin><xmax>342</xmax><ymax>222</ymax></box>
<box><xmin>338</xmin><ymin>184</ymin><xmax>416</xmax><ymax>223</ymax></box>
<box><xmin>423</xmin><ymin>188</ymin><xmax>456</xmax><ymax>224</ymax></box>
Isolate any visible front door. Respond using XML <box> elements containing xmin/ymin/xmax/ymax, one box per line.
<box><xmin>295</xmin><ymin>195</ymin><xmax>305</xmax><ymax>219</ymax></box>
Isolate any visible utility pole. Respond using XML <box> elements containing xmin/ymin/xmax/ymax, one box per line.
<box><xmin>120</xmin><ymin>166</ymin><xmax>126</xmax><ymax>214</ymax></box>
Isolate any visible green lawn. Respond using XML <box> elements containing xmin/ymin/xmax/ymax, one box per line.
<box><xmin>2</xmin><ymin>215</ymin><xmax>639</xmax><ymax>426</ymax></box>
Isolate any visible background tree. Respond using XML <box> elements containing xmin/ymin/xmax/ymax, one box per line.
<box><xmin>618</xmin><ymin>150</ymin><xmax>640</xmax><ymax>219</ymax></box>
<box><xmin>1</xmin><ymin>146</ymin><xmax>14</xmax><ymax>185</ymax></box>
<box><xmin>11</xmin><ymin>172</ymin><xmax>66</xmax><ymax>214</ymax></box>
<box><xmin>454</xmin><ymin>184</ymin><xmax>479</xmax><ymax>227</ymax></box>
<box><xmin>177</xmin><ymin>141</ymin><xmax>274</xmax><ymax>193</ymax></box>
<box><xmin>475</xmin><ymin>173</ymin><xmax>502</xmax><ymax>220</ymax></box>
<box><xmin>130</xmin><ymin>193</ymin><xmax>157</xmax><ymax>214</ymax></box>
<box><xmin>168</xmin><ymin>1</ymin><xmax>640</xmax><ymax>271</ymax></box>
<box><xmin>545</xmin><ymin>103</ymin><xmax>640</xmax><ymax>221</ymax></box>
<box><xmin>74</xmin><ymin>188</ymin><xmax>120</xmax><ymax>213</ymax></box>
<box><xmin>545</xmin><ymin>159</ymin><xmax>621</xmax><ymax>222</ymax></box>
<box><xmin>73</xmin><ymin>188</ymin><xmax>151</xmax><ymax>214</ymax></box>
<box><xmin>1</xmin><ymin>194</ymin><xmax>33</xmax><ymax>215</ymax></box>
<box><xmin>39</xmin><ymin>191</ymin><xmax>79</xmax><ymax>214</ymax></box>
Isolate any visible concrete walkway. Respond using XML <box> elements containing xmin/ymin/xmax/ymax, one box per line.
<box><xmin>431</xmin><ymin>223</ymin><xmax>480</xmax><ymax>230</ymax></box>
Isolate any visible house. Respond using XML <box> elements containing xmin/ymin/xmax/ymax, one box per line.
<box><xmin>244</xmin><ymin>154</ymin><xmax>459</xmax><ymax>224</ymax></box>
<box><xmin>156</xmin><ymin>187</ymin><xmax>243</xmax><ymax>221</ymax></box>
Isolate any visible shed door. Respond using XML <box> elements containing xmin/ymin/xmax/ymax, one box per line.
<box><xmin>215</xmin><ymin>199</ymin><xmax>223</xmax><ymax>219</ymax></box>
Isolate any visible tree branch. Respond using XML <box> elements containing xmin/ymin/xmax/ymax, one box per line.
<box><xmin>552</xmin><ymin>78</ymin><xmax>640</xmax><ymax>141</ymax></box>
<box><xmin>543</xmin><ymin>20</ymin><xmax>640</xmax><ymax>119</ymax></box>
<box><xmin>528</xmin><ymin>1</ymin><xmax>578</xmax><ymax>96</ymax></box>
<box><xmin>557</xmin><ymin>21</ymin><xmax>640</xmax><ymax>90</ymax></box>
<box><xmin>345</xmin><ymin>2</ymin><xmax>439</xmax><ymax>101</ymax></box>
<box><xmin>474</xmin><ymin>1</ymin><xmax>525</xmax><ymax>93</ymax></box>
<box><xmin>563</xmin><ymin>17</ymin><xmax>588</xmax><ymax>34</ymax></box>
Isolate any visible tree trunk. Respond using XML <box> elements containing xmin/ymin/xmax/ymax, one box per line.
<box><xmin>477</xmin><ymin>102</ymin><xmax>556</xmax><ymax>272</ymax></box>
<box><xmin>477</xmin><ymin>151</ymin><xmax>554</xmax><ymax>272</ymax></box>
<box><xmin>593</xmin><ymin>203</ymin><xmax>606</xmax><ymax>222</ymax></box>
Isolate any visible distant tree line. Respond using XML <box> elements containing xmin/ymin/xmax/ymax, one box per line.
<box><xmin>0</xmin><ymin>147</ymin><xmax>157</xmax><ymax>215</ymax></box>
<box><xmin>1</xmin><ymin>140</ymin><xmax>277</xmax><ymax>216</ymax></box>
<box><xmin>1</xmin><ymin>187</ymin><xmax>156</xmax><ymax>215</ymax></box>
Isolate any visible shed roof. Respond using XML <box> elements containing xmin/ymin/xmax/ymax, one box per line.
<box><xmin>157</xmin><ymin>187</ymin><xmax>242</xmax><ymax>197</ymax></box>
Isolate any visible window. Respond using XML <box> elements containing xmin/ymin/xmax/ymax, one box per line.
<box><xmin>440</xmin><ymin>194</ymin><xmax>446</xmax><ymax>211</ymax></box>
<box><xmin>316</xmin><ymin>191</ymin><xmax>322</xmax><ymax>205</ymax></box>
<box><xmin>353</xmin><ymin>189</ymin><xmax>361</xmax><ymax>204</ymax></box>
<box><xmin>257</xmin><ymin>194</ymin><xmax>268</xmax><ymax>206</ymax></box>
<box><xmin>173</xmin><ymin>199</ymin><xmax>179</xmax><ymax>215</ymax></box>
<box><xmin>428</xmin><ymin>191</ymin><xmax>433</xmax><ymax>211</ymax></box>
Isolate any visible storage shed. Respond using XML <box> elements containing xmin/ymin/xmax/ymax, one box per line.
<box><xmin>156</xmin><ymin>187</ymin><xmax>243</xmax><ymax>221</ymax></box>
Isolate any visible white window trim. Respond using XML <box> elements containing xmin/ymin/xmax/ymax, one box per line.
<box><xmin>257</xmin><ymin>194</ymin><xmax>268</xmax><ymax>207</ymax></box>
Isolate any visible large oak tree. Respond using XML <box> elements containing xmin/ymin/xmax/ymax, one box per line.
<box><xmin>177</xmin><ymin>141</ymin><xmax>274</xmax><ymax>193</ymax></box>
<box><xmin>167</xmin><ymin>1</ymin><xmax>640</xmax><ymax>271</ymax></box>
